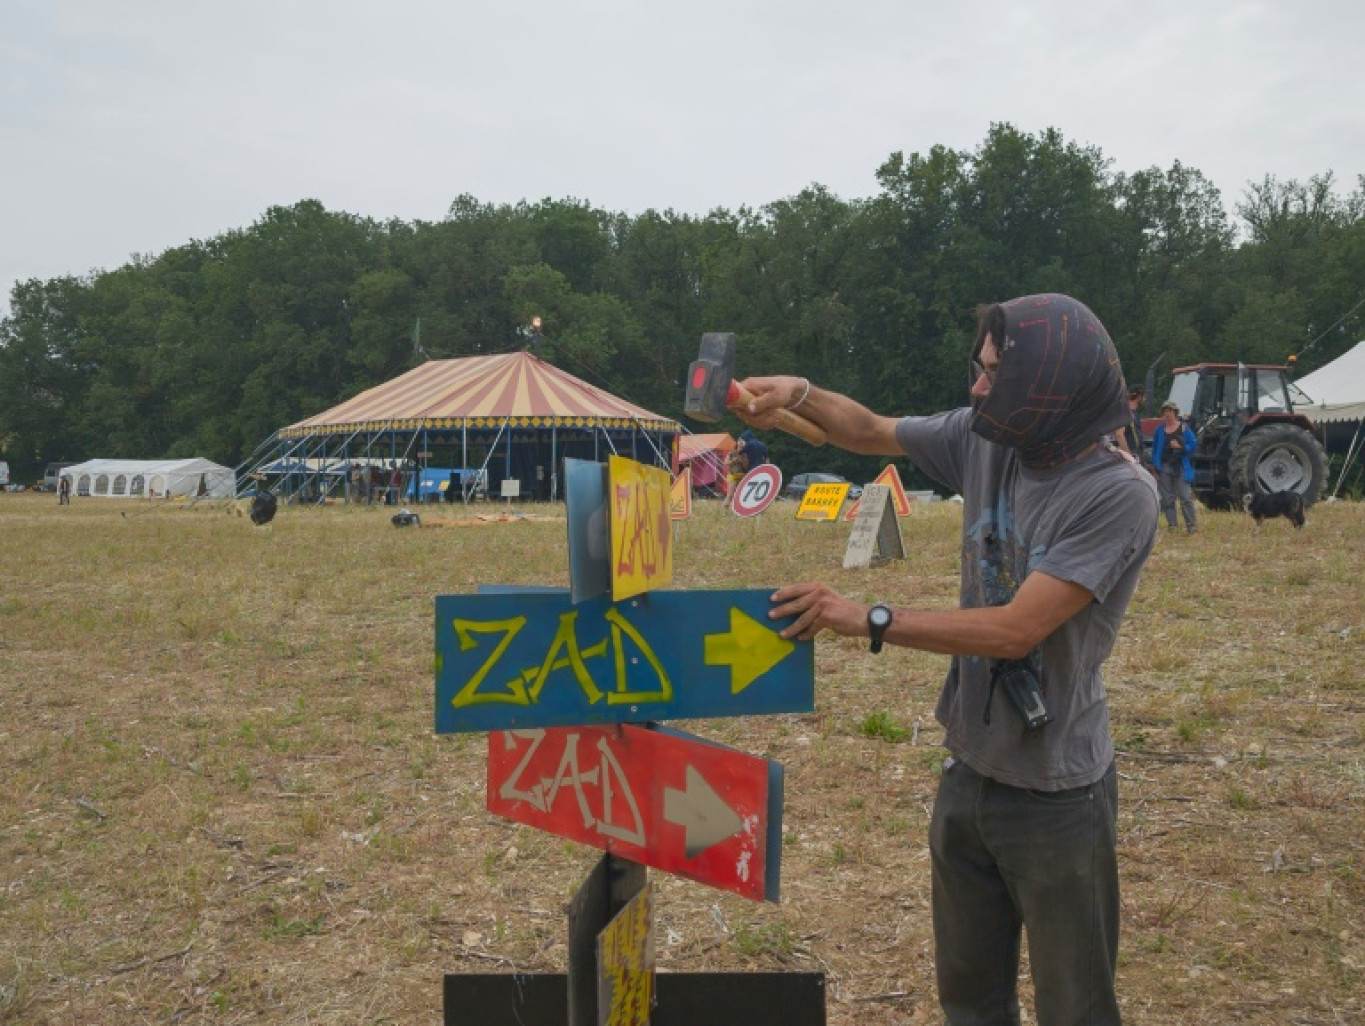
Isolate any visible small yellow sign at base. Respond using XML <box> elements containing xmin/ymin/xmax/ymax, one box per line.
<box><xmin>597</xmin><ymin>881</ymin><xmax>654</xmax><ymax>1026</ymax></box>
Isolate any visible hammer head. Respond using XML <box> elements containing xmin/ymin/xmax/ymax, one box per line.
<box><xmin>684</xmin><ymin>332</ymin><xmax>737</xmax><ymax>423</ymax></box>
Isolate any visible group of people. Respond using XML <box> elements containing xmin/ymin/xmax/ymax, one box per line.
<box><xmin>736</xmin><ymin>293</ymin><xmax>1158</xmax><ymax>1025</ymax></box>
<box><xmin>347</xmin><ymin>463</ymin><xmax>406</xmax><ymax>506</ymax></box>
<box><xmin>1116</xmin><ymin>384</ymin><xmax>1199</xmax><ymax>534</ymax></box>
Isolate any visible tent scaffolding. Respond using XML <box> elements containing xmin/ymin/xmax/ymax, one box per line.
<box><xmin>238</xmin><ymin>351</ymin><xmax>682</xmax><ymax>504</ymax></box>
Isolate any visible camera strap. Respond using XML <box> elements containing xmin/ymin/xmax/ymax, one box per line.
<box><xmin>980</xmin><ymin>461</ymin><xmax>1069</xmax><ymax>728</ymax></box>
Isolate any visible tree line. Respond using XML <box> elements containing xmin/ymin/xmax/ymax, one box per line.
<box><xmin>2</xmin><ymin>123</ymin><xmax>1362</xmax><ymax>487</ymax></box>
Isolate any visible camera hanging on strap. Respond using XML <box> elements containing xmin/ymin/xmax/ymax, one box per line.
<box><xmin>985</xmin><ymin>657</ymin><xmax>1053</xmax><ymax>730</ymax></box>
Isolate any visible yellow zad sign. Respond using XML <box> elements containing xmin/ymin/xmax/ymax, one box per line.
<box><xmin>795</xmin><ymin>481</ymin><xmax>850</xmax><ymax>521</ymax></box>
<box><xmin>608</xmin><ymin>456</ymin><xmax>674</xmax><ymax>602</ymax></box>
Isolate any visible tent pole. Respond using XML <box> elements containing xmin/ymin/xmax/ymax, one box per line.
<box><xmin>551</xmin><ymin>423</ymin><xmax>558</xmax><ymax>502</ymax></box>
<box><xmin>1331</xmin><ymin>418</ymin><xmax>1365</xmax><ymax>499</ymax></box>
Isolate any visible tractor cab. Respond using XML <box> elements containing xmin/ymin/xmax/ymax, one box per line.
<box><xmin>1148</xmin><ymin>363</ymin><xmax>1326</xmax><ymax>508</ymax></box>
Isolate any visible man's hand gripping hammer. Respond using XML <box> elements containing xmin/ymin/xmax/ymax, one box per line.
<box><xmin>683</xmin><ymin>332</ymin><xmax>827</xmax><ymax>446</ymax></box>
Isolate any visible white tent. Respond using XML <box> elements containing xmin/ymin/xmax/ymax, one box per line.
<box><xmin>1293</xmin><ymin>341</ymin><xmax>1365</xmax><ymax>496</ymax></box>
<box><xmin>63</xmin><ymin>458</ymin><xmax>235</xmax><ymax>500</ymax></box>
<box><xmin>1294</xmin><ymin>340</ymin><xmax>1365</xmax><ymax>425</ymax></box>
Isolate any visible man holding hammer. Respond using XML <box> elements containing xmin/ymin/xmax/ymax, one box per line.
<box><xmin>733</xmin><ymin>293</ymin><xmax>1158</xmax><ymax>1026</ymax></box>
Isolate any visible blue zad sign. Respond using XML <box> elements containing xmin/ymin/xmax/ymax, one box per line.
<box><xmin>434</xmin><ymin>589</ymin><xmax>814</xmax><ymax>733</ymax></box>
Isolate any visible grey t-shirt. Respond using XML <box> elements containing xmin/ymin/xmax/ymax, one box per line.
<box><xmin>895</xmin><ymin>408</ymin><xmax>1159</xmax><ymax>790</ymax></box>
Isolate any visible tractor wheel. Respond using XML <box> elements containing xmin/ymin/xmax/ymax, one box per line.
<box><xmin>1228</xmin><ymin>424</ymin><xmax>1327</xmax><ymax>506</ymax></box>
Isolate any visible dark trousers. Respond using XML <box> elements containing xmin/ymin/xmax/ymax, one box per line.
<box><xmin>930</xmin><ymin>759</ymin><xmax>1121</xmax><ymax>1026</ymax></box>
<box><xmin>1157</xmin><ymin>464</ymin><xmax>1197</xmax><ymax>530</ymax></box>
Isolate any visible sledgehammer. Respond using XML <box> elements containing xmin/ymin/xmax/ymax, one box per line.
<box><xmin>684</xmin><ymin>332</ymin><xmax>827</xmax><ymax>446</ymax></box>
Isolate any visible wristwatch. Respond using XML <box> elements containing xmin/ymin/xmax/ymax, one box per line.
<box><xmin>867</xmin><ymin>604</ymin><xmax>893</xmax><ymax>654</ymax></box>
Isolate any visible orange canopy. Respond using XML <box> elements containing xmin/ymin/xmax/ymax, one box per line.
<box><xmin>677</xmin><ymin>433</ymin><xmax>735</xmax><ymax>463</ymax></box>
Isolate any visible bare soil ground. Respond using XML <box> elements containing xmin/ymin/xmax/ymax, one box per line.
<box><xmin>1</xmin><ymin>492</ymin><xmax>1361</xmax><ymax>1025</ymax></box>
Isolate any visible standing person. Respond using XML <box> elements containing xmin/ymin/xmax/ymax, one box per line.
<box><xmin>1113</xmin><ymin>385</ymin><xmax>1147</xmax><ymax>464</ymax></box>
<box><xmin>737</xmin><ymin>429</ymin><xmax>769</xmax><ymax>468</ymax></box>
<box><xmin>1151</xmin><ymin>399</ymin><xmax>1198</xmax><ymax>533</ymax></box>
<box><xmin>723</xmin><ymin>447</ymin><xmax>748</xmax><ymax>510</ymax></box>
<box><xmin>58</xmin><ymin>475</ymin><xmax>71</xmax><ymax>505</ymax></box>
<box><xmin>735</xmin><ymin>294</ymin><xmax>1158</xmax><ymax>1026</ymax></box>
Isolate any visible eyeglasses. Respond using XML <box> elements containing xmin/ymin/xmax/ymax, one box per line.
<box><xmin>972</xmin><ymin>360</ymin><xmax>997</xmax><ymax>385</ymax></box>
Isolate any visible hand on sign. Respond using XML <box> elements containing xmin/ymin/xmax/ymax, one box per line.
<box><xmin>769</xmin><ymin>582</ymin><xmax>870</xmax><ymax>642</ymax></box>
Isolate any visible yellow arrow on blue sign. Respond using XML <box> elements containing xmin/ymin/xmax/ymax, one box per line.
<box><xmin>704</xmin><ymin>608</ymin><xmax>796</xmax><ymax>694</ymax></box>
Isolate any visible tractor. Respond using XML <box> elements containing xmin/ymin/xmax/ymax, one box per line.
<box><xmin>1144</xmin><ymin>362</ymin><xmax>1327</xmax><ymax>510</ymax></box>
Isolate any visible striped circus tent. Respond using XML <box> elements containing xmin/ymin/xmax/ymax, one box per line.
<box><xmin>280</xmin><ymin>350</ymin><xmax>678</xmax><ymax>437</ymax></box>
<box><xmin>251</xmin><ymin>350</ymin><xmax>681</xmax><ymax>503</ymax></box>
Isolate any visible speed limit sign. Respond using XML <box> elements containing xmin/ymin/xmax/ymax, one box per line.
<box><xmin>731</xmin><ymin>464</ymin><xmax>783</xmax><ymax>517</ymax></box>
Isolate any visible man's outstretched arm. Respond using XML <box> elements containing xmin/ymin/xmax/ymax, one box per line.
<box><xmin>769</xmin><ymin>570</ymin><xmax>1094</xmax><ymax>661</ymax></box>
<box><xmin>734</xmin><ymin>375</ymin><xmax>904</xmax><ymax>456</ymax></box>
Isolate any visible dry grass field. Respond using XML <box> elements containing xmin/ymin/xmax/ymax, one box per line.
<box><xmin>1</xmin><ymin>490</ymin><xmax>1362</xmax><ymax>1025</ymax></box>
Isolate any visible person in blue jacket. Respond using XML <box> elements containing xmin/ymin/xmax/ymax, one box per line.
<box><xmin>1151</xmin><ymin>399</ymin><xmax>1198</xmax><ymax>533</ymax></box>
<box><xmin>736</xmin><ymin>430</ymin><xmax>769</xmax><ymax>470</ymax></box>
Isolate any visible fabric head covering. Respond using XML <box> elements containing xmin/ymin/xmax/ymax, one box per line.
<box><xmin>969</xmin><ymin>293</ymin><xmax>1129</xmax><ymax>469</ymax></box>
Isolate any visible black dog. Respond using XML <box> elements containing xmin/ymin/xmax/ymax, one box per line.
<box><xmin>1242</xmin><ymin>490</ymin><xmax>1305</xmax><ymax>531</ymax></box>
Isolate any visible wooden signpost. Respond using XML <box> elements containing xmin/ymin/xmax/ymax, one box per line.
<box><xmin>440</xmin><ymin>451</ymin><xmax>826</xmax><ymax>1026</ymax></box>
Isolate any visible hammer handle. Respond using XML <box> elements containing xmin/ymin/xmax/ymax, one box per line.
<box><xmin>727</xmin><ymin>381</ymin><xmax>827</xmax><ymax>447</ymax></box>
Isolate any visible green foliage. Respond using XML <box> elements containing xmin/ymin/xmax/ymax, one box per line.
<box><xmin>731</xmin><ymin>919</ymin><xmax>794</xmax><ymax>957</ymax></box>
<box><xmin>858</xmin><ymin>710</ymin><xmax>912</xmax><ymax>743</ymax></box>
<box><xmin>3</xmin><ymin>128</ymin><xmax>1363</xmax><ymax>484</ymax></box>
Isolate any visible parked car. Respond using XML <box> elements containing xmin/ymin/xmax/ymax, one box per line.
<box><xmin>785</xmin><ymin>472</ymin><xmax>863</xmax><ymax>501</ymax></box>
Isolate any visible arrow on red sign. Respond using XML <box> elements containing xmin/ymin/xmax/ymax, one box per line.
<box><xmin>664</xmin><ymin>765</ymin><xmax>744</xmax><ymax>858</ymax></box>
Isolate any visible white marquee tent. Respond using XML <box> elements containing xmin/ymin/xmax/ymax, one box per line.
<box><xmin>1293</xmin><ymin>340</ymin><xmax>1365</xmax><ymax>495</ymax></box>
<box><xmin>62</xmin><ymin>458</ymin><xmax>235</xmax><ymax>500</ymax></box>
<box><xmin>1294</xmin><ymin>340</ymin><xmax>1365</xmax><ymax>426</ymax></box>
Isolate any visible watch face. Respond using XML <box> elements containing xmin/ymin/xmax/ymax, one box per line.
<box><xmin>869</xmin><ymin>605</ymin><xmax>892</xmax><ymax>629</ymax></box>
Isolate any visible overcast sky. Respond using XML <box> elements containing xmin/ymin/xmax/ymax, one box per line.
<box><xmin>3</xmin><ymin>0</ymin><xmax>1362</xmax><ymax>318</ymax></box>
